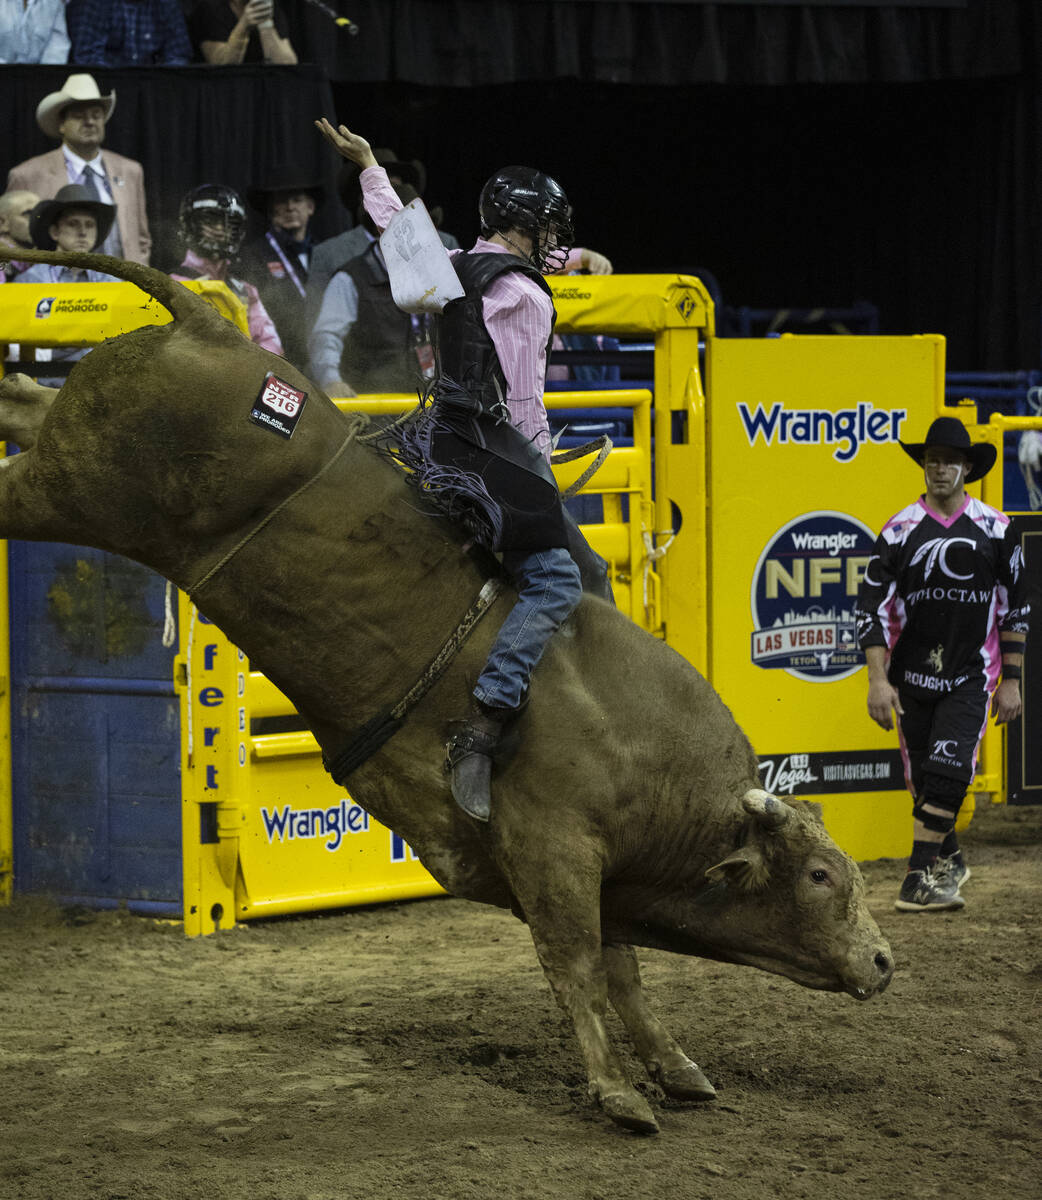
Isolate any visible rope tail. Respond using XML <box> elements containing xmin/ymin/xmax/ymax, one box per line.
<box><xmin>3</xmin><ymin>247</ymin><xmax>217</xmax><ymax>326</ymax></box>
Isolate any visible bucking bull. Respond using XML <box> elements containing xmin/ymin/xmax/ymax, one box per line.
<box><xmin>0</xmin><ymin>248</ymin><xmax>894</xmax><ymax>1134</ymax></box>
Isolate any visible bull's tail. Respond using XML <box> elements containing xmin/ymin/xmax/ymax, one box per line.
<box><xmin>5</xmin><ymin>248</ymin><xmax>216</xmax><ymax>326</ymax></box>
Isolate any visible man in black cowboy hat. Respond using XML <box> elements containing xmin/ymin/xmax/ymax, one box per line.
<box><xmin>13</xmin><ymin>183</ymin><xmax>120</xmax><ymax>385</ymax></box>
<box><xmin>239</xmin><ymin>174</ymin><xmax>325</xmax><ymax>370</ymax></box>
<box><xmin>855</xmin><ymin>416</ymin><xmax>1030</xmax><ymax>913</ymax></box>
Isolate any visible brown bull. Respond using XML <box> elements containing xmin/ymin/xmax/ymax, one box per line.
<box><xmin>0</xmin><ymin>249</ymin><xmax>894</xmax><ymax>1134</ymax></box>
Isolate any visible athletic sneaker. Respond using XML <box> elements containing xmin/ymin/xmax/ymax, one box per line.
<box><xmin>894</xmin><ymin>868</ymin><xmax>966</xmax><ymax>912</ymax></box>
<box><xmin>932</xmin><ymin>854</ymin><xmax>971</xmax><ymax>891</ymax></box>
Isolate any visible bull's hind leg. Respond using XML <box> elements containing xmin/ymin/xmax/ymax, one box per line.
<box><xmin>0</xmin><ymin>373</ymin><xmax>60</xmax><ymax>451</ymax></box>
<box><xmin>499</xmin><ymin>840</ymin><xmax>659</xmax><ymax>1134</ymax></box>
<box><xmin>603</xmin><ymin>944</ymin><xmax>716</xmax><ymax>1101</ymax></box>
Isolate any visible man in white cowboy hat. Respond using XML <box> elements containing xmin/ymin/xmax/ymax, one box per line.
<box><xmin>855</xmin><ymin>416</ymin><xmax>1031</xmax><ymax>913</ymax></box>
<box><xmin>6</xmin><ymin>73</ymin><xmax>151</xmax><ymax>265</ymax></box>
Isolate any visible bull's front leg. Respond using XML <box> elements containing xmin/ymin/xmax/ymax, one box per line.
<box><xmin>603</xmin><ymin>943</ymin><xmax>716</xmax><ymax>1101</ymax></box>
<box><xmin>0</xmin><ymin>373</ymin><xmax>59</xmax><ymax>451</ymax></box>
<box><xmin>499</xmin><ymin>843</ymin><xmax>659</xmax><ymax>1134</ymax></box>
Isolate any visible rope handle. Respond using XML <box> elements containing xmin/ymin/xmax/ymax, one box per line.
<box><xmin>551</xmin><ymin>434</ymin><xmax>613</xmax><ymax>500</ymax></box>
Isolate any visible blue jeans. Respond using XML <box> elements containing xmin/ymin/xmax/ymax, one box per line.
<box><xmin>473</xmin><ymin>547</ymin><xmax>583</xmax><ymax>710</ymax></box>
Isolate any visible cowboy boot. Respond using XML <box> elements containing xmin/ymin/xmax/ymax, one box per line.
<box><xmin>445</xmin><ymin>701</ymin><xmax>514</xmax><ymax>821</ymax></box>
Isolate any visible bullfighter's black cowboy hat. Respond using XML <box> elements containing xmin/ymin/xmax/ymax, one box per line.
<box><xmin>30</xmin><ymin>184</ymin><xmax>115</xmax><ymax>251</ymax></box>
<box><xmin>899</xmin><ymin>416</ymin><xmax>996</xmax><ymax>484</ymax></box>
<box><xmin>246</xmin><ymin>174</ymin><xmax>326</xmax><ymax>215</ymax></box>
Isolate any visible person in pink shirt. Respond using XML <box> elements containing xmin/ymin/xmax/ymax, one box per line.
<box><xmin>171</xmin><ymin>184</ymin><xmax>283</xmax><ymax>355</ymax></box>
<box><xmin>318</xmin><ymin>116</ymin><xmax>607</xmax><ymax>822</ymax></box>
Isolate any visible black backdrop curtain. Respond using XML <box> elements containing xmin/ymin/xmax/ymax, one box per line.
<box><xmin>4</xmin><ymin>0</ymin><xmax>1042</xmax><ymax>369</ymax></box>
<box><xmin>0</xmin><ymin>65</ymin><xmax>345</xmax><ymax>274</ymax></box>
<box><xmin>281</xmin><ymin>0</ymin><xmax>1026</xmax><ymax>88</ymax></box>
<box><xmin>324</xmin><ymin>73</ymin><xmax>1042</xmax><ymax>370</ymax></box>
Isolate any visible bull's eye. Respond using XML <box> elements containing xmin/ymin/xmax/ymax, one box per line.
<box><xmin>810</xmin><ymin>869</ymin><xmax>829</xmax><ymax>884</ymax></box>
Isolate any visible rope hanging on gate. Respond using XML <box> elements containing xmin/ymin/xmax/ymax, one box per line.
<box><xmin>642</xmin><ymin>528</ymin><xmax>675</xmax><ymax>610</ymax></box>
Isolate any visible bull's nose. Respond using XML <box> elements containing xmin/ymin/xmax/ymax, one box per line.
<box><xmin>873</xmin><ymin>949</ymin><xmax>895</xmax><ymax>993</ymax></box>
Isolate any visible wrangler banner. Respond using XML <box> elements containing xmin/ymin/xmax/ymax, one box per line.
<box><xmin>704</xmin><ymin>333</ymin><xmax>970</xmax><ymax>858</ymax></box>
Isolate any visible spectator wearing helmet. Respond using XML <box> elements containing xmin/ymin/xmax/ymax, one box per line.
<box><xmin>172</xmin><ymin>184</ymin><xmax>282</xmax><ymax>354</ymax></box>
<box><xmin>318</xmin><ymin>117</ymin><xmax>609</xmax><ymax>823</ymax></box>
<box><xmin>13</xmin><ymin>183</ymin><xmax>120</xmax><ymax>386</ymax></box>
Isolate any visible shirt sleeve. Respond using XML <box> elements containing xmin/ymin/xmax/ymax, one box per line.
<box><xmin>245</xmin><ymin>284</ymin><xmax>283</xmax><ymax>355</ymax></box>
<box><xmin>855</xmin><ymin>529</ymin><xmax>900</xmax><ymax>652</ymax></box>
<box><xmin>545</xmin><ymin>246</ymin><xmax>586</xmax><ymax>275</ymax></box>
<box><xmin>481</xmin><ymin>272</ymin><xmax>555</xmax><ymax>459</ymax></box>
<box><xmin>308</xmin><ymin>271</ymin><xmax>359</xmax><ymax>387</ymax></box>
<box><xmin>359</xmin><ymin>165</ymin><xmax>404</xmax><ymax>234</ymax></box>
<box><xmin>160</xmin><ymin>0</ymin><xmax>194</xmax><ymax>64</ymax></box>
<box><xmin>41</xmin><ymin>1</ymin><xmax>71</xmax><ymax>63</ymax></box>
<box><xmin>997</xmin><ymin>521</ymin><xmax>1031</xmax><ymax>639</ymax></box>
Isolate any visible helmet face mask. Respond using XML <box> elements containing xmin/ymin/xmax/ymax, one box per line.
<box><xmin>479</xmin><ymin>166</ymin><xmax>574</xmax><ymax>273</ymax></box>
<box><xmin>179</xmin><ymin>184</ymin><xmax>247</xmax><ymax>259</ymax></box>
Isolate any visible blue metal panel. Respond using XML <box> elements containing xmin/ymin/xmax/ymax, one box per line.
<box><xmin>8</xmin><ymin>540</ymin><xmax>181</xmax><ymax>905</ymax></box>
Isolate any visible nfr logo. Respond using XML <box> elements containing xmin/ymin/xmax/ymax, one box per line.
<box><xmin>750</xmin><ymin>511</ymin><xmax>876</xmax><ymax>682</ymax></box>
<box><xmin>35</xmin><ymin>297</ymin><xmax>55</xmax><ymax>318</ymax></box>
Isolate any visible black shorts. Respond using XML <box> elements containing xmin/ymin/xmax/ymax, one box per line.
<box><xmin>897</xmin><ymin>683</ymin><xmax>990</xmax><ymax>791</ymax></box>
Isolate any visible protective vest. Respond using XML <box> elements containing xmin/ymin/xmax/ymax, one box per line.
<box><xmin>436</xmin><ymin>251</ymin><xmax>554</xmax><ymax>414</ymax></box>
<box><xmin>405</xmin><ymin>249</ymin><xmax>566</xmax><ymax>552</ymax></box>
<box><xmin>340</xmin><ymin>244</ymin><xmax>423</xmax><ymax>394</ymax></box>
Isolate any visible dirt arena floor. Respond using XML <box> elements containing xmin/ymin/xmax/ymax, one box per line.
<box><xmin>2</xmin><ymin>800</ymin><xmax>1040</xmax><ymax>1200</ymax></box>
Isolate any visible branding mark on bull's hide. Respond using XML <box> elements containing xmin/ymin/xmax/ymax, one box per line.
<box><xmin>249</xmin><ymin>373</ymin><xmax>307</xmax><ymax>439</ymax></box>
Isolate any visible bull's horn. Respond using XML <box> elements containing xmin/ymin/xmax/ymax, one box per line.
<box><xmin>742</xmin><ymin>788</ymin><xmax>791</xmax><ymax>829</ymax></box>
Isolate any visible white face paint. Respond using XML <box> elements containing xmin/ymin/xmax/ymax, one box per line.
<box><xmin>924</xmin><ymin>448</ymin><xmax>969</xmax><ymax>499</ymax></box>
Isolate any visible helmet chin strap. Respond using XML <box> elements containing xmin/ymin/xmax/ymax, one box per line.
<box><xmin>497</xmin><ymin>230</ymin><xmax>537</xmax><ymax>267</ymax></box>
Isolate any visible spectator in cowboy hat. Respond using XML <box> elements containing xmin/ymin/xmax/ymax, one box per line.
<box><xmin>12</xmin><ymin>184</ymin><xmax>120</xmax><ymax>385</ymax></box>
<box><xmin>238</xmin><ymin>173</ymin><xmax>324</xmax><ymax>369</ymax></box>
<box><xmin>6</xmin><ymin>72</ymin><xmax>151</xmax><ymax>265</ymax></box>
<box><xmin>305</xmin><ymin>147</ymin><xmax>458</xmax><ymax>331</ymax></box>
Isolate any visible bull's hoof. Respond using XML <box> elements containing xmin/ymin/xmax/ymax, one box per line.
<box><xmin>599</xmin><ymin>1090</ymin><xmax>660</xmax><ymax>1135</ymax></box>
<box><xmin>656</xmin><ymin>1063</ymin><xmax>717</xmax><ymax>1102</ymax></box>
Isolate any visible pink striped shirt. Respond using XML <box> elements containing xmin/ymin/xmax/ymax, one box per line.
<box><xmin>361</xmin><ymin>165</ymin><xmax>579</xmax><ymax>460</ymax></box>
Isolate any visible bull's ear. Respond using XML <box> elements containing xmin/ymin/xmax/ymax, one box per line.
<box><xmin>802</xmin><ymin>800</ymin><xmax>825</xmax><ymax>826</ymax></box>
<box><xmin>743</xmin><ymin>788</ymin><xmax>792</xmax><ymax>830</ymax></box>
<box><xmin>705</xmin><ymin>846</ymin><xmax>770</xmax><ymax>891</ymax></box>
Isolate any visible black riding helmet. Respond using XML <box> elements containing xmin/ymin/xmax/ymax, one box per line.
<box><xmin>179</xmin><ymin>184</ymin><xmax>247</xmax><ymax>259</ymax></box>
<box><xmin>478</xmin><ymin>166</ymin><xmax>574</xmax><ymax>273</ymax></box>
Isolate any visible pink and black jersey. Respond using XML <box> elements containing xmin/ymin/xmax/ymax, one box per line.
<box><xmin>855</xmin><ymin>495</ymin><xmax>1029</xmax><ymax>697</ymax></box>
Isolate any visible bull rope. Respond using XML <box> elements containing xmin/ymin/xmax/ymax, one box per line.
<box><xmin>322</xmin><ymin>576</ymin><xmax>505</xmax><ymax>784</ymax></box>
<box><xmin>551</xmin><ymin>434</ymin><xmax>612</xmax><ymax>500</ymax></box>
<box><xmin>176</xmin><ymin>408</ymin><xmax>610</xmax><ymax>782</ymax></box>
